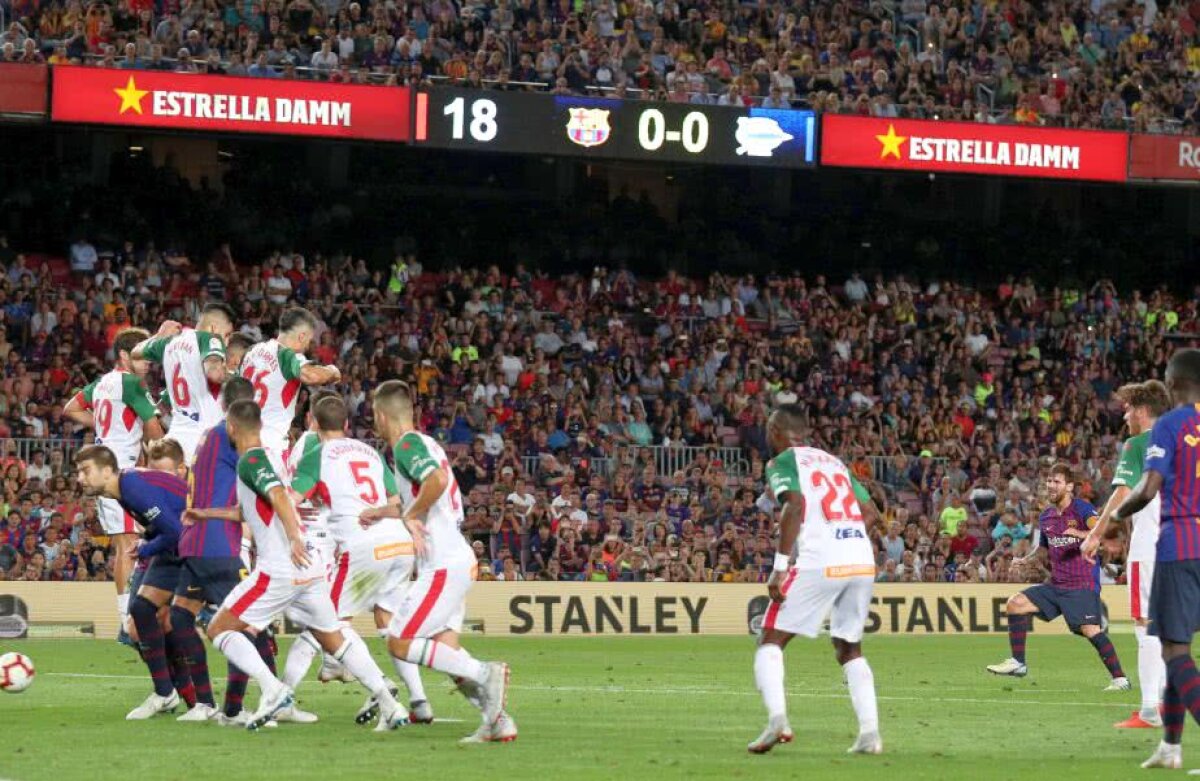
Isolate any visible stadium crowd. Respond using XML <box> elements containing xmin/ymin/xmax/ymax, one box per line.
<box><xmin>0</xmin><ymin>0</ymin><xmax>1197</xmax><ymax>129</ymax></box>
<box><xmin>0</xmin><ymin>220</ymin><xmax>1193</xmax><ymax>585</ymax></box>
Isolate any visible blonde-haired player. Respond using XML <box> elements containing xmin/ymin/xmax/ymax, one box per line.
<box><xmin>364</xmin><ymin>380</ymin><xmax>515</xmax><ymax>743</ymax></box>
<box><xmin>64</xmin><ymin>327</ymin><xmax>165</xmax><ymax>630</ymax></box>
<box><xmin>750</xmin><ymin>404</ymin><xmax>881</xmax><ymax>756</ymax></box>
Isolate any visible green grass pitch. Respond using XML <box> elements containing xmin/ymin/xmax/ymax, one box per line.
<box><xmin>0</xmin><ymin>632</ymin><xmax>1178</xmax><ymax>780</ymax></box>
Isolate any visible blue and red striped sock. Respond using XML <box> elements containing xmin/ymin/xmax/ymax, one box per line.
<box><xmin>170</xmin><ymin>653</ymin><xmax>197</xmax><ymax>709</ymax></box>
<box><xmin>1167</xmin><ymin>655</ymin><xmax>1200</xmax><ymax>730</ymax></box>
<box><xmin>1007</xmin><ymin>614</ymin><xmax>1029</xmax><ymax>664</ymax></box>
<box><xmin>129</xmin><ymin>595</ymin><xmax>174</xmax><ymax>697</ymax></box>
<box><xmin>169</xmin><ymin>607</ymin><xmax>214</xmax><ymax>707</ymax></box>
<box><xmin>1163</xmin><ymin>677</ymin><xmax>1186</xmax><ymax>745</ymax></box>
<box><xmin>1088</xmin><ymin>632</ymin><xmax>1125</xmax><ymax>679</ymax></box>
<box><xmin>253</xmin><ymin>631</ymin><xmax>277</xmax><ymax>675</ymax></box>
<box><xmin>223</xmin><ymin>665</ymin><xmax>249</xmax><ymax>717</ymax></box>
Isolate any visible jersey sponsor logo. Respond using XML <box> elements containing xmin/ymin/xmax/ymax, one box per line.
<box><xmin>1147</xmin><ymin>444</ymin><xmax>1167</xmax><ymax>459</ymax></box>
<box><xmin>1047</xmin><ymin>534</ymin><xmax>1080</xmax><ymax>547</ymax></box>
<box><xmin>373</xmin><ymin>541</ymin><xmax>415</xmax><ymax>560</ymax></box>
<box><xmin>834</xmin><ymin>528</ymin><xmax>866</xmax><ymax>540</ymax></box>
<box><xmin>824</xmin><ymin>564</ymin><xmax>876</xmax><ymax>578</ymax></box>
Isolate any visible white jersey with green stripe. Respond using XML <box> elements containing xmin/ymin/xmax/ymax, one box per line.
<box><xmin>392</xmin><ymin>431</ymin><xmax>473</xmax><ymax>569</ymax></box>
<box><xmin>240</xmin><ymin>339</ymin><xmax>310</xmax><ymax>452</ymax></box>
<box><xmin>291</xmin><ymin>435</ymin><xmax>397</xmax><ymax>546</ymax></box>
<box><xmin>141</xmin><ymin>328</ymin><xmax>226</xmax><ymax>435</ymax></box>
<box><xmin>77</xmin><ymin>369</ymin><xmax>158</xmax><ymax>468</ymax></box>
<box><xmin>766</xmin><ymin>446</ymin><xmax>875</xmax><ymax>571</ymax></box>
<box><xmin>287</xmin><ymin>431</ymin><xmax>329</xmax><ymax>528</ymax></box>
<box><xmin>237</xmin><ymin>446</ymin><xmax>312</xmax><ymax>578</ymax></box>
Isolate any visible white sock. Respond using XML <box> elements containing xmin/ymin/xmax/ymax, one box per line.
<box><xmin>404</xmin><ymin>638</ymin><xmax>486</xmax><ymax>683</ymax></box>
<box><xmin>1136</xmin><ymin>625</ymin><xmax>1165</xmax><ymax>718</ymax></box>
<box><xmin>283</xmin><ymin>631</ymin><xmax>321</xmax><ymax>689</ymax></box>
<box><xmin>334</xmin><ymin>636</ymin><xmax>389</xmax><ymax>698</ymax></box>
<box><xmin>392</xmin><ymin>657</ymin><xmax>428</xmax><ymax>702</ymax></box>
<box><xmin>117</xmin><ymin>592</ymin><xmax>130</xmax><ymax>620</ymax></box>
<box><xmin>754</xmin><ymin>644</ymin><xmax>786</xmax><ymax>720</ymax></box>
<box><xmin>215</xmin><ymin>631</ymin><xmax>278</xmax><ymax>691</ymax></box>
<box><xmin>843</xmin><ymin>656</ymin><xmax>879</xmax><ymax>735</ymax></box>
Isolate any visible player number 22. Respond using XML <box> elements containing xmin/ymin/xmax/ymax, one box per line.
<box><xmin>812</xmin><ymin>471</ymin><xmax>863</xmax><ymax>522</ymax></box>
<box><xmin>349</xmin><ymin>461</ymin><xmax>379</xmax><ymax>504</ymax></box>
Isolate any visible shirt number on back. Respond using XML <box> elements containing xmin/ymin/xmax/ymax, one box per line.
<box><xmin>349</xmin><ymin>460</ymin><xmax>379</xmax><ymax>504</ymax></box>
<box><xmin>171</xmin><ymin>364</ymin><xmax>191</xmax><ymax>407</ymax></box>
<box><xmin>243</xmin><ymin>368</ymin><xmax>270</xmax><ymax>406</ymax></box>
<box><xmin>96</xmin><ymin>399</ymin><xmax>113</xmax><ymax>437</ymax></box>
<box><xmin>812</xmin><ymin>471</ymin><xmax>863</xmax><ymax>522</ymax></box>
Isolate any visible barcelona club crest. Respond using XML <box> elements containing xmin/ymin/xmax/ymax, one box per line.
<box><xmin>566</xmin><ymin>108</ymin><xmax>611</xmax><ymax>148</ymax></box>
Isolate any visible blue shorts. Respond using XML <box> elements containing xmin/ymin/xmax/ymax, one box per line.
<box><xmin>140</xmin><ymin>554</ymin><xmax>182</xmax><ymax>593</ymax></box>
<box><xmin>1149</xmin><ymin>560</ymin><xmax>1200</xmax><ymax>644</ymax></box>
<box><xmin>174</xmin><ymin>557</ymin><xmax>247</xmax><ymax>606</ymax></box>
<box><xmin>1024</xmin><ymin>584</ymin><xmax>1103</xmax><ymax>631</ymax></box>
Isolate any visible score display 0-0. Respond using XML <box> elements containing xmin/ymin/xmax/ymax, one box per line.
<box><xmin>414</xmin><ymin>88</ymin><xmax>816</xmax><ymax>168</ymax></box>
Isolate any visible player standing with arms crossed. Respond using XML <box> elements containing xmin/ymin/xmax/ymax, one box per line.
<box><xmin>1109</xmin><ymin>350</ymin><xmax>1200</xmax><ymax>770</ymax></box>
<box><xmin>239</xmin><ymin>308</ymin><xmax>340</xmax><ymax>462</ymax></box>
<box><xmin>1083</xmin><ymin>380</ymin><xmax>1171</xmax><ymax>729</ymax></box>
<box><xmin>132</xmin><ymin>305</ymin><xmax>235</xmax><ymax>463</ymax></box>
<box><xmin>749</xmin><ymin>405</ymin><xmax>881</xmax><ymax>755</ymax></box>
<box><xmin>286</xmin><ymin>395</ymin><xmax>434</xmax><ymax>724</ymax></box>
<box><xmin>365</xmin><ymin>380</ymin><xmax>515</xmax><ymax>743</ymax></box>
<box><xmin>987</xmin><ymin>463</ymin><xmax>1129</xmax><ymax>690</ymax></box>
<box><xmin>204</xmin><ymin>400</ymin><xmax>405</xmax><ymax>731</ymax></box>
<box><xmin>63</xmin><ymin>328</ymin><xmax>165</xmax><ymax>633</ymax></box>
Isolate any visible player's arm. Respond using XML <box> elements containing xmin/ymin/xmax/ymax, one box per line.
<box><xmin>1114</xmin><ymin>418</ymin><xmax>1172</xmax><ymax>523</ymax></box>
<box><xmin>278</xmin><ymin>343</ymin><xmax>340</xmax><ymax>386</ymax></box>
<box><xmin>1113</xmin><ymin>471</ymin><xmax>1164</xmax><ymax>524</ymax></box>
<box><xmin>849</xmin><ymin>474</ymin><xmax>882</xmax><ymax>533</ymax></box>
<box><xmin>241</xmin><ymin>453</ymin><xmax>310</xmax><ymax>568</ymax></box>
<box><xmin>123</xmin><ymin>374</ymin><xmax>164</xmax><ymax>442</ymax></box>
<box><xmin>1016</xmin><ymin>522</ymin><xmax>1043</xmax><ymax>565</ymax></box>
<box><xmin>131</xmin><ymin>321</ymin><xmax>182</xmax><ymax>361</ymax></box>
<box><xmin>182</xmin><ymin>507</ymin><xmax>244</xmax><ymax>525</ymax></box>
<box><xmin>198</xmin><ymin>332</ymin><xmax>228</xmax><ymax>386</ymax></box>
<box><xmin>765</xmin><ymin>449</ymin><xmax>802</xmax><ymax>603</ymax></box>
<box><xmin>135</xmin><ymin>492</ymin><xmax>183</xmax><ymax>559</ymax></box>
<box><xmin>63</xmin><ymin>384</ymin><xmax>96</xmax><ymax>428</ymax></box>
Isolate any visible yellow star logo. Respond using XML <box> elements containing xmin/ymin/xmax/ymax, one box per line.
<box><xmin>113</xmin><ymin>76</ymin><xmax>148</xmax><ymax>115</ymax></box>
<box><xmin>876</xmin><ymin>124</ymin><xmax>907</xmax><ymax>160</ymax></box>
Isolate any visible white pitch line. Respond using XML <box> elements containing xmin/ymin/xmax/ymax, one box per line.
<box><xmin>44</xmin><ymin>673</ymin><xmax>1129</xmax><ymax>709</ymax></box>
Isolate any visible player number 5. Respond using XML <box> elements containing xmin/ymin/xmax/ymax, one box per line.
<box><xmin>349</xmin><ymin>461</ymin><xmax>379</xmax><ymax>504</ymax></box>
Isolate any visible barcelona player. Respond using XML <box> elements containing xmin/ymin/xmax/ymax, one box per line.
<box><xmin>1110</xmin><ymin>350</ymin><xmax>1200</xmax><ymax>770</ymax></box>
<box><xmin>986</xmin><ymin>463</ymin><xmax>1129</xmax><ymax>691</ymax></box>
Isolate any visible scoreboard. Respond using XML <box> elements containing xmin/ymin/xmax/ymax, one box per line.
<box><xmin>414</xmin><ymin>88</ymin><xmax>816</xmax><ymax>168</ymax></box>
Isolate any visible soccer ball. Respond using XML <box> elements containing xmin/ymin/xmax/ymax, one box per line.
<box><xmin>0</xmin><ymin>652</ymin><xmax>34</xmax><ymax>693</ymax></box>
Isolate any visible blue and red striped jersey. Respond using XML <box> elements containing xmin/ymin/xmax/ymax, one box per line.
<box><xmin>1146</xmin><ymin>404</ymin><xmax>1200</xmax><ymax>562</ymax></box>
<box><xmin>1039</xmin><ymin>498</ymin><xmax>1099</xmax><ymax>592</ymax></box>
<box><xmin>179</xmin><ymin>422</ymin><xmax>242</xmax><ymax>559</ymax></box>
<box><xmin>118</xmin><ymin>469</ymin><xmax>187</xmax><ymax>560</ymax></box>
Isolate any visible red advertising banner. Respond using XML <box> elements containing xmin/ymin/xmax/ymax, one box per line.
<box><xmin>1129</xmin><ymin>134</ymin><xmax>1200</xmax><ymax>182</ymax></box>
<box><xmin>0</xmin><ymin>63</ymin><xmax>48</xmax><ymax>116</ymax></box>
<box><xmin>51</xmin><ymin>66</ymin><xmax>410</xmax><ymax>142</ymax></box>
<box><xmin>821</xmin><ymin>114</ymin><xmax>1128</xmax><ymax>182</ymax></box>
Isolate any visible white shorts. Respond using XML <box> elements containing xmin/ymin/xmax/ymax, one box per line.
<box><xmin>98</xmin><ymin>496</ymin><xmax>137</xmax><ymax>536</ymax></box>
<box><xmin>762</xmin><ymin>567</ymin><xmax>875</xmax><ymax>643</ymax></box>
<box><xmin>222</xmin><ymin>568</ymin><xmax>340</xmax><ymax>633</ymax></box>
<box><xmin>330</xmin><ymin>522</ymin><xmax>416</xmax><ymax>619</ymax></box>
<box><xmin>387</xmin><ymin>563</ymin><xmax>475</xmax><ymax>639</ymax></box>
<box><xmin>168</xmin><ymin>424</ymin><xmax>204</xmax><ymax>465</ymax></box>
<box><xmin>1129</xmin><ymin>559</ymin><xmax>1155</xmax><ymax>622</ymax></box>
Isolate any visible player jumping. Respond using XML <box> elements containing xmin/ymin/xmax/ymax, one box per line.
<box><xmin>749</xmin><ymin>404</ymin><xmax>881</xmax><ymax>755</ymax></box>
<box><xmin>1109</xmin><ymin>350</ymin><xmax>1200</xmax><ymax>770</ymax></box>
<box><xmin>987</xmin><ymin>463</ymin><xmax>1129</xmax><ymax>690</ymax></box>
<box><xmin>132</xmin><ymin>305</ymin><xmax>235</xmax><ymax>464</ymax></box>
<box><xmin>74</xmin><ymin>443</ymin><xmax>189</xmax><ymax>719</ymax></box>
<box><xmin>365</xmin><ymin>380</ymin><xmax>515</xmax><ymax>743</ymax></box>
<box><xmin>203</xmin><ymin>399</ymin><xmax>405</xmax><ymax>731</ymax></box>
<box><xmin>287</xmin><ymin>395</ymin><xmax>434</xmax><ymax>724</ymax></box>
<box><xmin>1083</xmin><ymin>380</ymin><xmax>1171</xmax><ymax>728</ymax></box>
<box><xmin>64</xmin><ymin>328</ymin><xmax>165</xmax><ymax>633</ymax></box>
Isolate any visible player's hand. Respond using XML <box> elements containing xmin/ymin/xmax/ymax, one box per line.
<box><xmin>360</xmin><ymin>507</ymin><xmax>383</xmax><ymax>528</ymax></box>
<box><xmin>157</xmin><ymin>320</ymin><xmax>184</xmax><ymax>338</ymax></box>
<box><xmin>182</xmin><ymin>508</ymin><xmax>204</xmax><ymax>527</ymax></box>
<box><xmin>767</xmin><ymin>569</ymin><xmax>787</xmax><ymax>604</ymax></box>
<box><xmin>402</xmin><ymin>516</ymin><xmax>429</xmax><ymax>559</ymax></box>
<box><xmin>1081</xmin><ymin>531</ymin><xmax>1102</xmax><ymax>563</ymax></box>
<box><xmin>326</xmin><ymin>365</ymin><xmax>342</xmax><ymax>382</ymax></box>
<box><xmin>289</xmin><ymin>537</ymin><xmax>311</xmax><ymax>569</ymax></box>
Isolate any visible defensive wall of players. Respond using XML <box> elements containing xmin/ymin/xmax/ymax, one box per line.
<box><xmin>0</xmin><ymin>582</ymin><xmax>1132</xmax><ymax>640</ymax></box>
<box><xmin>1</xmin><ymin>63</ymin><xmax>1198</xmax><ymax>183</ymax></box>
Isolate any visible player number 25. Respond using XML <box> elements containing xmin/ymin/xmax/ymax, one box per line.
<box><xmin>811</xmin><ymin>471</ymin><xmax>863</xmax><ymax>523</ymax></box>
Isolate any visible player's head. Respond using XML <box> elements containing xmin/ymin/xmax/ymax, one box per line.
<box><xmin>73</xmin><ymin>445</ymin><xmax>120</xmax><ymax>496</ymax></box>
<box><xmin>226</xmin><ymin>333</ymin><xmax>255</xmax><ymax>372</ymax></box>
<box><xmin>373</xmin><ymin>380</ymin><xmax>416</xmax><ymax>436</ymax></box>
<box><xmin>220</xmin><ymin>375</ymin><xmax>254</xmax><ymax>410</ymax></box>
<box><xmin>198</xmin><ymin>303</ymin><xmax>236</xmax><ymax>341</ymax></box>
<box><xmin>278</xmin><ymin>307</ymin><xmax>318</xmax><ymax>352</ymax></box>
<box><xmin>766</xmin><ymin>404</ymin><xmax>808</xmax><ymax>455</ymax></box>
<box><xmin>225</xmin><ymin>399</ymin><xmax>263</xmax><ymax>451</ymax></box>
<box><xmin>313</xmin><ymin>394</ymin><xmax>348</xmax><ymax>434</ymax></box>
<box><xmin>113</xmin><ymin>328</ymin><xmax>151</xmax><ymax>376</ymax></box>
<box><xmin>1045</xmin><ymin>462</ymin><xmax>1075</xmax><ymax>505</ymax></box>
<box><xmin>146</xmin><ymin>438</ymin><xmax>187</xmax><ymax>479</ymax></box>
<box><xmin>1165</xmin><ymin>349</ymin><xmax>1200</xmax><ymax>405</ymax></box>
<box><xmin>1115</xmin><ymin>380</ymin><xmax>1171</xmax><ymax>435</ymax></box>
<box><xmin>306</xmin><ymin>389</ymin><xmax>341</xmax><ymax>430</ymax></box>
